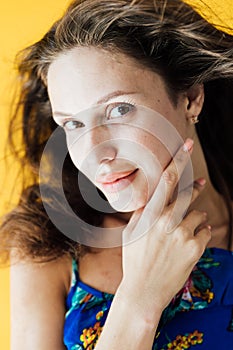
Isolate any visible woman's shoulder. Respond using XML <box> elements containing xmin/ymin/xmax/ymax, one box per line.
<box><xmin>10</xmin><ymin>251</ymin><xmax>74</xmax><ymax>297</ymax></box>
<box><xmin>10</xmin><ymin>252</ymin><xmax>74</xmax><ymax>349</ymax></box>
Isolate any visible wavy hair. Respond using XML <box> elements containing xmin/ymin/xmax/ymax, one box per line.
<box><xmin>1</xmin><ymin>0</ymin><xmax>233</xmax><ymax>263</ymax></box>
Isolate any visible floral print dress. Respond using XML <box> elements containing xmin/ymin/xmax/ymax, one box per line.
<box><xmin>63</xmin><ymin>248</ymin><xmax>233</xmax><ymax>349</ymax></box>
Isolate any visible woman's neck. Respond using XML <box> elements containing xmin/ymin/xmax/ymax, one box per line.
<box><xmin>187</xmin><ymin>131</ymin><xmax>232</xmax><ymax>250</ymax></box>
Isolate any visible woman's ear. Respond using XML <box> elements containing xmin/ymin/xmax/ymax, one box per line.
<box><xmin>185</xmin><ymin>84</ymin><xmax>205</xmax><ymax>122</ymax></box>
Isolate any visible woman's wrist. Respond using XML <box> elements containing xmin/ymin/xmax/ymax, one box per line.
<box><xmin>95</xmin><ymin>282</ymin><xmax>163</xmax><ymax>350</ymax></box>
<box><xmin>116</xmin><ymin>279</ymin><xmax>164</xmax><ymax>329</ymax></box>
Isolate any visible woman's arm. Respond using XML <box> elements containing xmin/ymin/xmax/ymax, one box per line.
<box><xmin>95</xmin><ymin>285</ymin><xmax>162</xmax><ymax>349</ymax></box>
<box><xmin>10</xmin><ymin>254</ymin><xmax>71</xmax><ymax>350</ymax></box>
<box><xmin>95</xmin><ymin>140</ymin><xmax>211</xmax><ymax>350</ymax></box>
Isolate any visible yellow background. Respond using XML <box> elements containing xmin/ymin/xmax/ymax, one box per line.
<box><xmin>0</xmin><ymin>1</ymin><xmax>232</xmax><ymax>348</ymax></box>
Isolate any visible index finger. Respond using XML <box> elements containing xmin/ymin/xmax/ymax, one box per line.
<box><xmin>137</xmin><ymin>138</ymin><xmax>194</xmax><ymax>230</ymax></box>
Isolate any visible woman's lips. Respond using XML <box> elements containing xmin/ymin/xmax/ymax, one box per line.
<box><xmin>96</xmin><ymin>169</ymin><xmax>137</xmax><ymax>183</ymax></box>
<box><xmin>97</xmin><ymin>169</ymin><xmax>138</xmax><ymax>193</ymax></box>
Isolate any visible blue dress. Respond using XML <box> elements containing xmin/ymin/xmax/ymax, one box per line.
<box><xmin>63</xmin><ymin>248</ymin><xmax>233</xmax><ymax>349</ymax></box>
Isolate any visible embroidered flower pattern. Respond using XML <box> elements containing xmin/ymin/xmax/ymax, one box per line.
<box><xmin>64</xmin><ymin>249</ymin><xmax>233</xmax><ymax>349</ymax></box>
<box><xmin>80</xmin><ymin>322</ymin><xmax>103</xmax><ymax>349</ymax></box>
<box><xmin>157</xmin><ymin>250</ymin><xmax>220</xmax><ymax>334</ymax></box>
<box><xmin>79</xmin><ymin>311</ymin><xmax>104</xmax><ymax>349</ymax></box>
<box><xmin>160</xmin><ymin>330</ymin><xmax>203</xmax><ymax>350</ymax></box>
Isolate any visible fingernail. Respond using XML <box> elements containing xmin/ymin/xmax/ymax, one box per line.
<box><xmin>207</xmin><ymin>225</ymin><xmax>212</xmax><ymax>230</ymax></box>
<box><xmin>195</xmin><ymin>178</ymin><xmax>206</xmax><ymax>186</ymax></box>
<box><xmin>183</xmin><ymin>138</ymin><xmax>194</xmax><ymax>152</ymax></box>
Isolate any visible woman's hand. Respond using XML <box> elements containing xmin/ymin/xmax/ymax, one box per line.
<box><xmin>95</xmin><ymin>138</ymin><xmax>211</xmax><ymax>350</ymax></box>
<box><xmin>119</xmin><ymin>138</ymin><xmax>211</xmax><ymax>322</ymax></box>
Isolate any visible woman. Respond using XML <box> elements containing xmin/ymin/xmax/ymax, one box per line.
<box><xmin>1</xmin><ymin>0</ymin><xmax>233</xmax><ymax>349</ymax></box>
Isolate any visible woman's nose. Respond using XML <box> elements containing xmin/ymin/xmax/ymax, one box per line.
<box><xmin>98</xmin><ymin>145</ymin><xmax>117</xmax><ymax>164</ymax></box>
<box><xmin>80</xmin><ymin>125</ymin><xmax>118</xmax><ymax>164</ymax></box>
<box><xmin>90</xmin><ymin>129</ymin><xmax>118</xmax><ymax>164</ymax></box>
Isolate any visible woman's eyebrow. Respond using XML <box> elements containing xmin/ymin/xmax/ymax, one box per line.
<box><xmin>53</xmin><ymin>111</ymin><xmax>76</xmax><ymax>118</ymax></box>
<box><xmin>52</xmin><ymin>90</ymin><xmax>138</xmax><ymax>118</ymax></box>
<box><xmin>96</xmin><ymin>90</ymin><xmax>138</xmax><ymax>104</ymax></box>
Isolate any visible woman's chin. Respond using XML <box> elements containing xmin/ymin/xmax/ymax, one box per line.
<box><xmin>107</xmin><ymin>193</ymin><xmax>147</xmax><ymax>213</ymax></box>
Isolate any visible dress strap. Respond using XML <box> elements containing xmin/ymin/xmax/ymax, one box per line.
<box><xmin>70</xmin><ymin>258</ymin><xmax>79</xmax><ymax>289</ymax></box>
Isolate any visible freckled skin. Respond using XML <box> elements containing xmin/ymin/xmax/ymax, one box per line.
<box><xmin>47</xmin><ymin>47</ymin><xmax>190</xmax><ymax>212</ymax></box>
<box><xmin>48</xmin><ymin>47</ymin><xmax>230</xmax><ymax>249</ymax></box>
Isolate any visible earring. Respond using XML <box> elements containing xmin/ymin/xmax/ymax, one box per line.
<box><xmin>190</xmin><ymin>115</ymin><xmax>199</xmax><ymax>124</ymax></box>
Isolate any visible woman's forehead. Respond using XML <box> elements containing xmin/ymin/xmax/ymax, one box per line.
<box><xmin>47</xmin><ymin>47</ymin><xmax>167</xmax><ymax>114</ymax></box>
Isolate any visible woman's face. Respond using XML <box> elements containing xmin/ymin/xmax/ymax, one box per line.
<box><xmin>47</xmin><ymin>47</ymin><xmax>189</xmax><ymax>212</ymax></box>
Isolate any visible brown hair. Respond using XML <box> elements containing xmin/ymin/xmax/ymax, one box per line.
<box><xmin>1</xmin><ymin>0</ymin><xmax>233</xmax><ymax>263</ymax></box>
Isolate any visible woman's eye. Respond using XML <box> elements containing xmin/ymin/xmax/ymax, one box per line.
<box><xmin>107</xmin><ymin>103</ymin><xmax>135</xmax><ymax>119</ymax></box>
<box><xmin>62</xmin><ymin>120</ymin><xmax>84</xmax><ymax>131</ymax></box>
